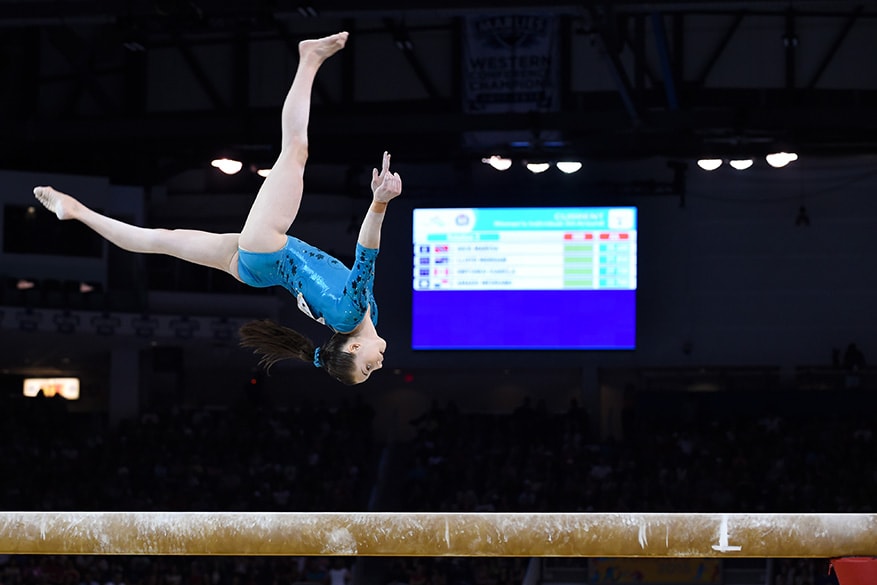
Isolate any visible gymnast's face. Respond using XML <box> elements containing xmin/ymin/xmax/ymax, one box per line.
<box><xmin>349</xmin><ymin>335</ymin><xmax>387</xmax><ymax>384</ymax></box>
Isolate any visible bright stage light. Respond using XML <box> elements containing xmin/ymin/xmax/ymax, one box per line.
<box><xmin>211</xmin><ymin>158</ymin><xmax>243</xmax><ymax>175</ymax></box>
<box><xmin>481</xmin><ymin>155</ymin><xmax>513</xmax><ymax>171</ymax></box>
<box><xmin>525</xmin><ymin>162</ymin><xmax>550</xmax><ymax>174</ymax></box>
<box><xmin>765</xmin><ymin>152</ymin><xmax>799</xmax><ymax>168</ymax></box>
<box><xmin>696</xmin><ymin>159</ymin><xmax>723</xmax><ymax>171</ymax></box>
<box><xmin>556</xmin><ymin>161</ymin><xmax>583</xmax><ymax>174</ymax></box>
<box><xmin>729</xmin><ymin>159</ymin><xmax>754</xmax><ymax>170</ymax></box>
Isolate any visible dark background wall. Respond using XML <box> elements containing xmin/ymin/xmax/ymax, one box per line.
<box><xmin>1</xmin><ymin>1</ymin><xmax>876</xmax><ymax>424</ymax></box>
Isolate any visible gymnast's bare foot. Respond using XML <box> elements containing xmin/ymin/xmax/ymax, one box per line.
<box><xmin>299</xmin><ymin>31</ymin><xmax>348</xmax><ymax>65</ymax></box>
<box><xmin>33</xmin><ymin>186</ymin><xmax>79</xmax><ymax>220</ymax></box>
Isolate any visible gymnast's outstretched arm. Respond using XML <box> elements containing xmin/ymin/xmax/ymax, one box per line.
<box><xmin>357</xmin><ymin>151</ymin><xmax>402</xmax><ymax>250</ymax></box>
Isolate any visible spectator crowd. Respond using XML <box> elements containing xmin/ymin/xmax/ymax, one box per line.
<box><xmin>1</xmin><ymin>383</ymin><xmax>866</xmax><ymax>585</ymax></box>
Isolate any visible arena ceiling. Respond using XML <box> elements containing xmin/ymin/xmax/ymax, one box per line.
<box><xmin>2</xmin><ymin>0</ymin><xmax>877</xmax><ymax>189</ymax></box>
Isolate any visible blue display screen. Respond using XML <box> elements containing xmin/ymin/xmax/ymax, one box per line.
<box><xmin>411</xmin><ymin>207</ymin><xmax>637</xmax><ymax>350</ymax></box>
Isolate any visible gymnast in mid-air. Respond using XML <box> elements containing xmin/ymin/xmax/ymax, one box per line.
<box><xmin>33</xmin><ymin>31</ymin><xmax>402</xmax><ymax>385</ymax></box>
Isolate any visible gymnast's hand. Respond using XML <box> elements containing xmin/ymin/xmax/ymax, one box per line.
<box><xmin>371</xmin><ymin>151</ymin><xmax>402</xmax><ymax>203</ymax></box>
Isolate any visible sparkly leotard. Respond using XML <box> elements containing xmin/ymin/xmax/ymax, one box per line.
<box><xmin>237</xmin><ymin>236</ymin><xmax>378</xmax><ymax>333</ymax></box>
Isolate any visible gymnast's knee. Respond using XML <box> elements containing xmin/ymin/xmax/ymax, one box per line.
<box><xmin>279</xmin><ymin>137</ymin><xmax>308</xmax><ymax>167</ymax></box>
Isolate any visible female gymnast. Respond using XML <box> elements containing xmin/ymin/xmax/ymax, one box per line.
<box><xmin>33</xmin><ymin>31</ymin><xmax>402</xmax><ymax>385</ymax></box>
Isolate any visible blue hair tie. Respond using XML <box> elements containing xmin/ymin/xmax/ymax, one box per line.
<box><xmin>313</xmin><ymin>347</ymin><xmax>323</xmax><ymax>368</ymax></box>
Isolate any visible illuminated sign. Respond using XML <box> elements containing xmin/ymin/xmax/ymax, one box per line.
<box><xmin>23</xmin><ymin>378</ymin><xmax>80</xmax><ymax>400</ymax></box>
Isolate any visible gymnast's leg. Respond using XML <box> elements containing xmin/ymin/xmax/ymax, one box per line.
<box><xmin>237</xmin><ymin>31</ymin><xmax>348</xmax><ymax>254</ymax></box>
<box><xmin>33</xmin><ymin>186</ymin><xmax>242</xmax><ymax>277</ymax></box>
<box><xmin>32</xmin><ymin>32</ymin><xmax>348</xmax><ymax>278</ymax></box>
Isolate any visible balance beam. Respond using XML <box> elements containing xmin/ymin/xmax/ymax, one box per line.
<box><xmin>0</xmin><ymin>512</ymin><xmax>874</xmax><ymax>557</ymax></box>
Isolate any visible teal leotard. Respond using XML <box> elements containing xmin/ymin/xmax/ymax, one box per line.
<box><xmin>237</xmin><ymin>236</ymin><xmax>378</xmax><ymax>333</ymax></box>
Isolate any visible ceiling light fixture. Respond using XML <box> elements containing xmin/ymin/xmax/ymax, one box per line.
<box><xmin>765</xmin><ymin>152</ymin><xmax>799</xmax><ymax>168</ymax></box>
<box><xmin>556</xmin><ymin>161</ymin><xmax>583</xmax><ymax>174</ymax></box>
<box><xmin>211</xmin><ymin>158</ymin><xmax>243</xmax><ymax>175</ymax></box>
<box><xmin>729</xmin><ymin>159</ymin><xmax>754</xmax><ymax>170</ymax></box>
<box><xmin>696</xmin><ymin>158</ymin><xmax>723</xmax><ymax>171</ymax></box>
<box><xmin>525</xmin><ymin>162</ymin><xmax>551</xmax><ymax>174</ymax></box>
<box><xmin>481</xmin><ymin>155</ymin><xmax>513</xmax><ymax>171</ymax></box>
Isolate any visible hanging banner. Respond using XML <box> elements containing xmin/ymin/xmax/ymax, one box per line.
<box><xmin>463</xmin><ymin>14</ymin><xmax>560</xmax><ymax>114</ymax></box>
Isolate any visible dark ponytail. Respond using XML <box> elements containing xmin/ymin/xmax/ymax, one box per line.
<box><xmin>238</xmin><ymin>319</ymin><xmax>359</xmax><ymax>385</ymax></box>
